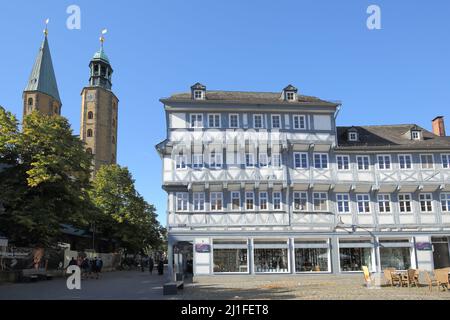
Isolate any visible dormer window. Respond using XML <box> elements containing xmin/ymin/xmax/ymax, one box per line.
<box><xmin>411</xmin><ymin>130</ymin><xmax>421</xmax><ymax>140</ymax></box>
<box><xmin>283</xmin><ymin>85</ymin><xmax>298</xmax><ymax>102</ymax></box>
<box><xmin>194</xmin><ymin>90</ymin><xmax>204</xmax><ymax>100</ymax></box>
<box><xmin>348</xmin><ymin>128</ymin><xmax>359</xmax><ymax>142</ymax></box>
<box><xmin>191</xmin><ymin>82</ymin><xmax>206</xmax><ymax>100</ymax></box>
<box><xmin>349</xmin><ymin>132</ymin><xmax>358</xmax><ymax>141</ymax></box>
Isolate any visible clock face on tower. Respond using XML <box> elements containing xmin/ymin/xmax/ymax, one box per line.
<box><xmin>86</xmin><ymin>92</ymin><xmax>96</xmax><ymax>102</ymax></box>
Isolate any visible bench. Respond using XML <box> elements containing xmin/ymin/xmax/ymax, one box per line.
<box><xmin>21</xmin><ymin>269</ymin><xmax>53</xmax><ymax>282</ymax></box>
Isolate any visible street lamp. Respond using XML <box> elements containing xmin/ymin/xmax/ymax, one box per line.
<box><xmin>334</xmin><ymin>216</ymin><xmax>380</xmax><ymax>273</ymax></box>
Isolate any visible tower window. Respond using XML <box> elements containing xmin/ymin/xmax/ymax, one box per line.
<box><xmin>88</xmin><ymin>111</ymin><xmax>94</xmax><ymax>120</ymax></box>
<box><xmin>28</xmin><ymin>98</ymin><xmax>33</xmax><ymax>106</ymax></box>
<box><xmin>87</xmin><ymin>129</ymin><xmax>93</xmax><ymax>137</ymax></box>
<box><xmin>94</xmin><ymin>65</ymin><xmax>99</xmax><ymax>75</ymax></box>
<box><xmin>86</xmin><ymin>148</ymin><xmax>93</xmax><ymax>154</ymax></box>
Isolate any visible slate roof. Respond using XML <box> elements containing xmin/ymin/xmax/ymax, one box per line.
<box><xmin>337</xmin><ymin>125</ymin><xmax>450</xmax><ymax>150</ymax></box>
<box><xmin>24</xmin><ymin>35</ymin><xmax>61</xmax><ymax>103</ymax></box>
<box><xmin>162</xmin><ymin>90</ymin><xmax>338</xmax><ymax>106</ymax></box>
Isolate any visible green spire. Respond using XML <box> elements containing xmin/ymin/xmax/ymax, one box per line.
<box><xmin>25</xmin><ymin>34</ymin><xmax>61</xmax><ymax>103</ymax></box>
<box><xmin>92</xmin><ymin>47</ymin><xmax>110</xmax><ymax>63</ymax></box>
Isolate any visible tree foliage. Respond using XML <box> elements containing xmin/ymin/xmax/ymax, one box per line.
<box><xmin>90</xmin><ymin>164</ymin><xmax>162</xmax><ymax>254</ymax></box>
<box><xmin>0</xmin><ymin>110</ymin><xmax>94</xmax><ymax>246</ymax></box>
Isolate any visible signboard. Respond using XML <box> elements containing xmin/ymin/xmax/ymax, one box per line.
<box><xmin>195</xmin><ymin>244</ymin><xmax>211</xmax><ymax>253</ymax></box>
<box><xmin>416</xmin><ymin>242</ymin><xmax>433</xmax><ymax>251</ymax></box>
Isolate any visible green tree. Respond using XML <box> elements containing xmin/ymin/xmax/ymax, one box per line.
<box><xmin>0</xmin><ymin>110</ymin><xmax>94</xmax><ymax>246</ymax></box>
<box><xmin>90</xmin><ymin>164</ymin><xmax>162</xmax><ymax>254</ymax></box>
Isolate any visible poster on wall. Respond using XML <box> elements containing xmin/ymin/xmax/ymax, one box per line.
<box><xmin>416</xmin><ymin>242</ymin><xmax>433</xmax><ymax>251</ymax></box>
<box><xmin>195</xmin><ymin>243</ymin><xmax>211</xmax><ymax>253</ymax></box>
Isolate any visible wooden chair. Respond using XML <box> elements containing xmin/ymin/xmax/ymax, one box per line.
<box><xmin>435</xmin><ymin>268</ymin><xmax>450</xmax><ymax>292</ymax></box>
<box><xmin>383</xmin><ymin>268</ymin><xmax>399</xmax><ymax>287</ymax></box>
<box><xmin>406</xmin><ymin>269</ymin><xmax>419</xmax><ymax>288</ymax></box>
<box><xmin>362</xmin><ymin>266</ymin><xmax>374</xmax><ymax>287</ymax></box>
<box><xmin>422</xmin><ymin>270</ymin><xmax>439</xmax><ymax>292</ymax></box>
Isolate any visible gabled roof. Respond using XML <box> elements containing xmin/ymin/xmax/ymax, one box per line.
<box><xmin>283</xmin><ymin>84</ymin><xmax>298</xmax><ymax>92</ymax></box>
<box><xmin>337</xmin><ymin>125</ymin><xmax>450</xmax><ymax>150</ymax></box>
<box><xmin>24</xmin><ymin>36</ymin><xmax>61</xmax><ymax>103</ymax></box>
<box><xmin>162</xmin><ymin>90</ymin><xmax>338</xmax><ymax>106</ymax></box>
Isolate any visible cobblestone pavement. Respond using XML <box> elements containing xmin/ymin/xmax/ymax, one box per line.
<box><xmin>0</xmin><ymin>270</ymin><xmax>171</xmax><ymax>300</ymax></box>
<box><xmin>180</xmin><ymin>274</ymin><xmax>450</xmax><ymax>300</ymax></box>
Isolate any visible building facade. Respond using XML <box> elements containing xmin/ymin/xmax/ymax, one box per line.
<box><xmin>80</xmin><ymin>43</ymin><xmax>119</xmax><ymax>174</ymax></box>
<box><xmin>157</xmin><ymin>83</ymin><xmax>450</xmax><ymax>277</ymax></box>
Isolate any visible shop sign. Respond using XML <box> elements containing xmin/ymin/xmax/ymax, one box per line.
<box><xmin>416</xmin><ymin>242</ymin><xmax>433</xmax><ymax>251</ymax></box>
<box><xmin>195</xmin><ymin>243</ymin><xmax>211</xmax><ymax>253</ymax></box>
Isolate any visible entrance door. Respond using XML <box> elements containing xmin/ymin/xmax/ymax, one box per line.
<box><xmin>432</xmin><ymin>237</ymin><xmax>450</xmax><ymax>269</ymax></box>
<box><xmin>174</xmin><ymin>241</ymin><xmax>193</xmax><ymax>277</ymax></box>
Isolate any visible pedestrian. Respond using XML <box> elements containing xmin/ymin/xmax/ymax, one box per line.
<box><xmin>140</xmin><ymin>257</ymin><xmax>145</xmax><ymax>272</ymax></box>
<box><xmin>68</xmin><ymin>257</ymin><xmax>77</xmax><ymax>267</ymax></box>
<box><xmin>97</xmin><ymin>257</ymin><xmax>103</xmax><ymax>278</ymax></box>
<box><xmin>93</xmin><ymin>257</ymin><xmax>99</xmax><ymax>279</ymax></box>
<box><xmin>148</xmin><ymin>257</ymin><xmax>154</xmax><ymax>274</ymax></box>
<box><xmin>157</xmin><ymin>260</ymin><xmax>164</xmax><ymax>275</ymax></box>
<box><xmin>81</xmin><ymin>257</ymin><xmax>90</xmax><ymax>280</ymax></box>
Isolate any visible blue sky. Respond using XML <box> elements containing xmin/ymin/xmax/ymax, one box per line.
<box><xmin>1</xmin><ymin>0</ymin><xmax>450</xmax><ymax>224</ymax></box>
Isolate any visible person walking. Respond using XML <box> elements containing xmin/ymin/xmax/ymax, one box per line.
<box><xmin>148</xmin><ymin>257</ymin><xmax>154</xmax><ymax>274</ymax></box>
<box><xmin>157</xmin><ymin>260</ymin><xmax>164</xmax><ymax>275</ymax></box>
<box><xmin>81</xmin><ymin>257</ymin><xmax>90</xmax><ymax>280</ymax></box>
<box><xmin>96</xmin><ymin>257</ymin><xmax>103</xmax><ymax>279</ymax></box>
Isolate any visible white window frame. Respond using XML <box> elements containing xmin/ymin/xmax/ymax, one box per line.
<box><xmin>229</xmin><ymin>114</ymin><xmax>239</xmax><ymax>128</ymax></box>
<box><xmin>411</xmin><ymin>131</ymin><xmax>421</xmax><ymax>140</ymax></box>
<box><xmin>209</xmin><ymin>151</ymin><xmax>223</xmax><ymax>169</ymax></box>
<box><xmin>175</xmin><ymin>154</ymin><xmax>187</xmax><ymax>170</ymax></box>
<box><xmin>420</xmin><ymin>154</ymin><xmax>434</xmax><ymax>170</ymax></box>
<box><xmin>193</xmin><ymin>90</ymin><xmax>204</xmax><ymax>100</ymax></box>
<box><xmin>190</xmin><ymin>114</ymin><xmax>203</xmax><ymax>128</ymax></box>
<box><xmin>259</xmin><ymin>153</ymin><xmax>269</xmax><ymax>168</ymax></box>
<box><xmin>356</xmin><ymin>155</ymin><xmax>370</xmax><ymax>171</ymax></box>
<box><xmin>377</xmin><ymin>155</ymin><xmax>392</xmax><ymax>170</ymax></box>
<box><xmin>273</xmin><ymin>192</ymin><xmax>282</xmax><ymax>211</ymax></box>
<box><xmin>293</xmin><ymin>192</ymin><xmax>308</xmax><ymax>212</ymax></box>
<box><xmin>378</xmin><ymin>194</ymin><xmax>391</xmax><ymax>213</ymax></box>
<box><xmin>398</xmin><ymin>154</ymin><xmax>413</xmax><ymax>170</ymax></box>
<box><xmin>398</xmin><ymin>193</ymin><xmax>412</xmax><ymax>213</ymax></box>
<box><xmin>357</xmin><ymin>194</ymin><xmax>371</xmax><ymax>214</ymax></box>
<box><xmin>294</xmin><ymin>152</ymin><xmax>308</xmax><ymax>169</ymax></box>
<box><xmin>208</xmin><ymin>114</ymin><xmax>221</xmax><ymax>128</ymax></box>
<box><xmin>442</xmin><ymin>154</ymin><xmax>450</xmax><ymax>169</ymax></box>
<box><xmin>210</xmin><ymin>192</ymin><xmax>223</xmax><ymax>211</ymax></box>
<box><xmin>231</xmin><ymin>191</ymin><xmax>241</xmax><ymax>211</ymax></box>
<box><xmin>192</xmin><ymin>154</ymin><xmax>203</xmax><ymax>169</ymax></box>
<box><xmin>259</xmin><ymin>192</ymin><xmax>268</xmax><ymax>211</ymax></box>
<box><xmin>245</xmin><ymin>192</ymin><xmax>255</xmax><ymax>211</ymax></box>
<box><xmin>245</xmin><ymin>153</ymin><xmax>255</xmax><ymax>168</ymax></box>
<box><xmin>272</xmin><ymin>153</ymin><xmax>282</xmax><ymax>168</ymax></box>
<box><xmin>286</xmin><ymin>92</ymin><xmax>296</xmax><ymax>101</ymax></box>
<box><xmin>313</xmin><ymin>192</ymin><xmax>328</xmax><ymax>212</ymax></box>
<box><xmin>193</xmin><ymin>192</ymin><xmax>205</xmax><ymax>211</ymax></box>
<box><xmin>441</xmin><ymin>193</ymin><xmax>450</xmax><ymax>212</ymax></box>
<box><xmin>271</xmin><ymin>114</ymin><xmax>281</xmax><ymax>129</ymax></box>
<box><xmin>336</xmin><ymin>193</ymin><xmax>351</xmax><ymax>214</ymax></box>
<box><xmin>176</xmin><ymin>192</ymin><xmax>189</xmax><ymax>212</ymax></box>
<box><xmin>337</xmin><ymin>155</ymin><xmax>350</xmax><ymax>171</ymax></box>
<box><xmin>348</xmin><ymin>132</ymin><xmax>358</xmax><ymax>141</ymax></box>
<box><xmin>314</xmin><ymin>153</ymin><xmax>329</xmax><ymax>170</ymax></box>
<box><xmin>293</xmin><ymin>115</ymin><xmax>306</xmax><ymax>130</ymax></box>
<box><xmin>253</xmin><ymin>114</ymin><xmax>263</xmax><ymax>129</ymax></box>
<box><xmin>419</xmin><ymin>193</ymin><xmax>433</xmax><ymax>213</ymax></box>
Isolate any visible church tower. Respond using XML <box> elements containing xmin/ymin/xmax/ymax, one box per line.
<box><xmin>80</xmin><ymin>32</ymin><xmax>119</xmax><ymax>174</ymax></box>
<box><xmin>23</xmin><ymin>23</ymin><xmax>61</xmax><ymax>118</ymax></box>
